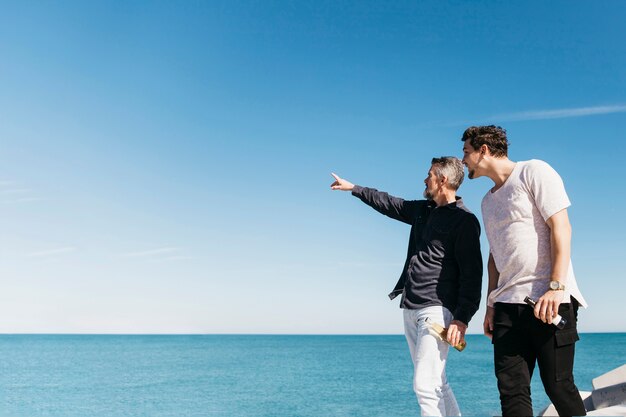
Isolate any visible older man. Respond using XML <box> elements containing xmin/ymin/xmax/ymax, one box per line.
<box><xmin>331</xmin><ymin>157</ymin><xmax>482</xmax><ymax>416</ymax></box>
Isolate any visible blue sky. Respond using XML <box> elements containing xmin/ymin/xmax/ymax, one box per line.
<box><xmin>1</xmin><ymin>1</ymin><xmax>625</xmax><ymax>334</ymax></box>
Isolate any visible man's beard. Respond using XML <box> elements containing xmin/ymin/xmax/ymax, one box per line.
<box><xmin>423</xmin><ymin>189</ymin><xmax>434</xmax><ymax>200</ymax></box>
<box><xmin>467</xmin><ymin>169</ymin><xmax>476</xmax><ymax>179</ymax></box>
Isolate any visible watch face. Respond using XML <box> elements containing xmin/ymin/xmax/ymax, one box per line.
<box><xmin>550</xmin><ymin>281</ymin><xmax>559</xmax><ymax>290</ymax></box>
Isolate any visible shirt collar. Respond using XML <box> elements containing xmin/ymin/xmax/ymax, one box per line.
<box><xmin>431</xmin><ymin>196</ymin><xmax>463</xmax><ymax>210</ymax></box>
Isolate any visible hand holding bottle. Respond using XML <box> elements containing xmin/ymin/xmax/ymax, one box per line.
<box><xmin>425</xmin><ymin>317</ymin><xmax>467</xmax><ymax>352</ymax></box>
<box><xmin>533</xmin><ymin>289</ymin><xmax>565</xmax><ymax>324</ymax></box>
<box><xmin>447</xmin><ymin>320</ymin><xmax>467</xmax><ymax>348</ymax></box>
<box><xmin>524</xmin><ymin>296</ymin><xmax>567</xmax><ymax>329</ymax></box>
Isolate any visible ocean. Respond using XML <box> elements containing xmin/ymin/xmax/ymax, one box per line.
<box><xmin>0</xmin><ymin>333</ymin><xmax>624</xmax><ymax>416</ymax></box>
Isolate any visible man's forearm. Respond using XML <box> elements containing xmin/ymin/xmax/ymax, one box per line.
<box><xmin>352</xmin><ymin>186</ymin><xmax>416</xmax><ymax>225</ymax></box>
<box><xmin>536</xmin><ymin>209</ymin><xmax>571</xmax><ymax>321</ymax></box>
<box><xmin>547</xmin><ymin>209</ymin><xmax>572</xmax><ymax>284</ymax></box>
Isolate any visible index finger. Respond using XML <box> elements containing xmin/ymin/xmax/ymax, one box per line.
<box><xmin>331</xmin><ymin>173</ymin><xmax>340</xmax><ymax>181</ymax></box>
<box><xmin>447</xmin><ymin>326</ymin><xmax>457</xmax><ymax>342</ymax></box>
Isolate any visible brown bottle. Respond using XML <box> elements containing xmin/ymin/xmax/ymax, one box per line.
<box><xmin>424</xmin><ymin>317</ymin><xmax>467</xmax><ymax>352</ymax></box>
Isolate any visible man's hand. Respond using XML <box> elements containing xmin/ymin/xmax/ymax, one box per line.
<box><xmin>535</xmin><ymin>289</ymin><xmax>565</xmax><ymax>324</ymax></box>
<box><xmin>330</xmin><ymin>173</ymin><xmax>354</xmax><ymax>191</ymax></box>
<box><xmin>483</xmin><ymin>306</ymin><xmax>495</xmax><ymax>339</ymax></box>
<box><xmin>447</xmin><ymin>320</ymin><xmax>467</xmax><ymax>347</ymax></box>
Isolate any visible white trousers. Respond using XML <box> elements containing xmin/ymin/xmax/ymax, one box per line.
<box><xmin>403</xmin><ymin>306</ymin><xmax>461</xmax><ymax>417</ymax></box>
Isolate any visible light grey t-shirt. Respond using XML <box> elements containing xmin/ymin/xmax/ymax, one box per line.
<box><xmin>482</xmin><ymin>160</ymin><xmax>587</xmax><ymax>308</ymax></box>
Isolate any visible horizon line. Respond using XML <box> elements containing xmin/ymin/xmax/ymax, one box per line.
<box><xmin>0</xmin><ymin>331</ymin><xmax>623</xmax><ymax>336</ymax></box>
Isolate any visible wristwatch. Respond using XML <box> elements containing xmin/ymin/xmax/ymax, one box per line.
<box><xmin>549</xmin><ymin>280</ymin><xmax>566</xmax><ymax>291</ymax></box>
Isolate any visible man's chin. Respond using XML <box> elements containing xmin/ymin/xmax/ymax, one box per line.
<box><xmin>468</xmin><ymin>170</ymin><xmax>476</xmax><ymax>179</ymax></box>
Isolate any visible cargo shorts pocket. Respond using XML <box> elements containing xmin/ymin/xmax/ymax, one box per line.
<box><xmin>554</xmin><ymin>328</ymin><xmax>579</xmax><ymax>381</ymax></box>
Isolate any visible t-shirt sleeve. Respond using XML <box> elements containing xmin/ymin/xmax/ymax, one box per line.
<box><xmin>526</xmin><ymin>160</ymin><xmax>571</xmax><ymax>221</ymax></box>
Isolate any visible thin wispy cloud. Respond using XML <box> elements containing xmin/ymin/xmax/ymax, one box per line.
<box><xmin>27</xmin><ymin>247</ymin><xmax>77</xmax><ymax>258</ymax></box>
<box><xmin>437</xmin><ymin>104</ymin><xmax>626</xmax><ymax>127</ymax></box>
<box><xmin>0</xmin><ymin>180</ymin><xmax>41</xmax><ymax>204</ymax></box>
<box><xmin>0</xmin><ymin>188</ymin><xmax>31</xmax><ymax>195</ymax></box>
<box><xmin>123</xmin><ymin>247</ymin><xmax>181</xmax><ymax>258</ymax></box>
<box><xmin>489</xmin><ymin>104</ymin><xmax>626</xmax><ymax>122</ymax></box>
<box><xmin>2</xmin><ymin>197</ymin><xmax>43</xmax><ymax>204</ymax></box>
<box><xmin>161</xmin><ymin>255</ymin><xmax>194</xmax><ymax>261</ymax></box>
<box><xmin>122</xmin><ymin>247</ymin><xmax>192</xmax><ymax>262</ymax></box>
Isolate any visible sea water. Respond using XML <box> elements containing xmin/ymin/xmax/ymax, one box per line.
<box><xmin>0</xmin><ymin>333</ymin><xmax>624</xmax><ymax>416</ymax></box>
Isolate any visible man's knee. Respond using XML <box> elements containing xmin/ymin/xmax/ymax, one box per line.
<box><xmin>496</xmin><ymin>374</ymin><xmax>530</xmax><ymax>398</ymax></box>
<box><xmin>543</xmin><ymin>376</ymin><xmax>581</xmax><ymax>403</ymax></box>
<box><xmin>544</xmin><ymin>380</ymin><xmax>586</xmax><ymax>416</ymax></box>
<box><xmin>414</xmin><ymin>375</ymin><xmax>445</xmax><ymax>398</ymax></box>
<box><xmin>544</xmin><ymin>376</ymin><xmax>571</xmax><ymax>396</ymax></box>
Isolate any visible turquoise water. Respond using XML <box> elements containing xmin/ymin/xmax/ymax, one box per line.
<box><xmin>0</xmin><ymin>333</ymin><xmax>624</xmax><ymax>416</ymax></box>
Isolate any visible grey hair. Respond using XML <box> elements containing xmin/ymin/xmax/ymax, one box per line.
<box><xmin>431</xmin><ymin>156</ymin><xmax>464</xmax><ymax>191</ymax></box>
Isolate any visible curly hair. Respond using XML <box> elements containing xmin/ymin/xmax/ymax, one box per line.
<box><xmin>461</xmin><ymin>125</ymin><xmax>509</xmax><ymax>158</ymax></box>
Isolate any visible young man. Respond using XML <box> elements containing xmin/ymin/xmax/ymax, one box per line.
<box><xmin>330</xmin><ymin>157</ymin><xmax>482</xmax><ymax>416</ymax></box>
<box><xmin>461</xmin><ymin>126</ymin><xmax>588</xmax><ymax>416</ymax></box>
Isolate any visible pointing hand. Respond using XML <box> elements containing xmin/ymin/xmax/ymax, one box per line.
<box><xmin>330</xmin><ymin>173</ymin><xmax>354</xmax><ymax>191</ymax></box>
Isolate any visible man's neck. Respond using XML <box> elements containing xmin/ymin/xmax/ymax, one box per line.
<box><xmin>433</xmin><ymin>191</ymin><xmax>457</xmax><ymax>207</ymax></box>
<box><xmin>487</xmin><ymin>158</ymin><xmax>516</xmax><ymax>192</ymax></box>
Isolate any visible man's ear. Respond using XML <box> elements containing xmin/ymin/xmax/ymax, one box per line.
<box><xmin>480</xmin><ymin>144</ymin><xmax>489</xmax><ymax>156</ymax></box>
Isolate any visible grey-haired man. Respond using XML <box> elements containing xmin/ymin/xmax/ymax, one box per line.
<box><xmin>331</xmin><ymin>157</ymin><xmax>482</xmax><ymax>416</ymax></box>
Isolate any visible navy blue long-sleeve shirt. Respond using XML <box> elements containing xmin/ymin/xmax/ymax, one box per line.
<box><xmin>352</xmin><ymin>185</ymin><xmax>483</xmax><ymax>325</ymax></box>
